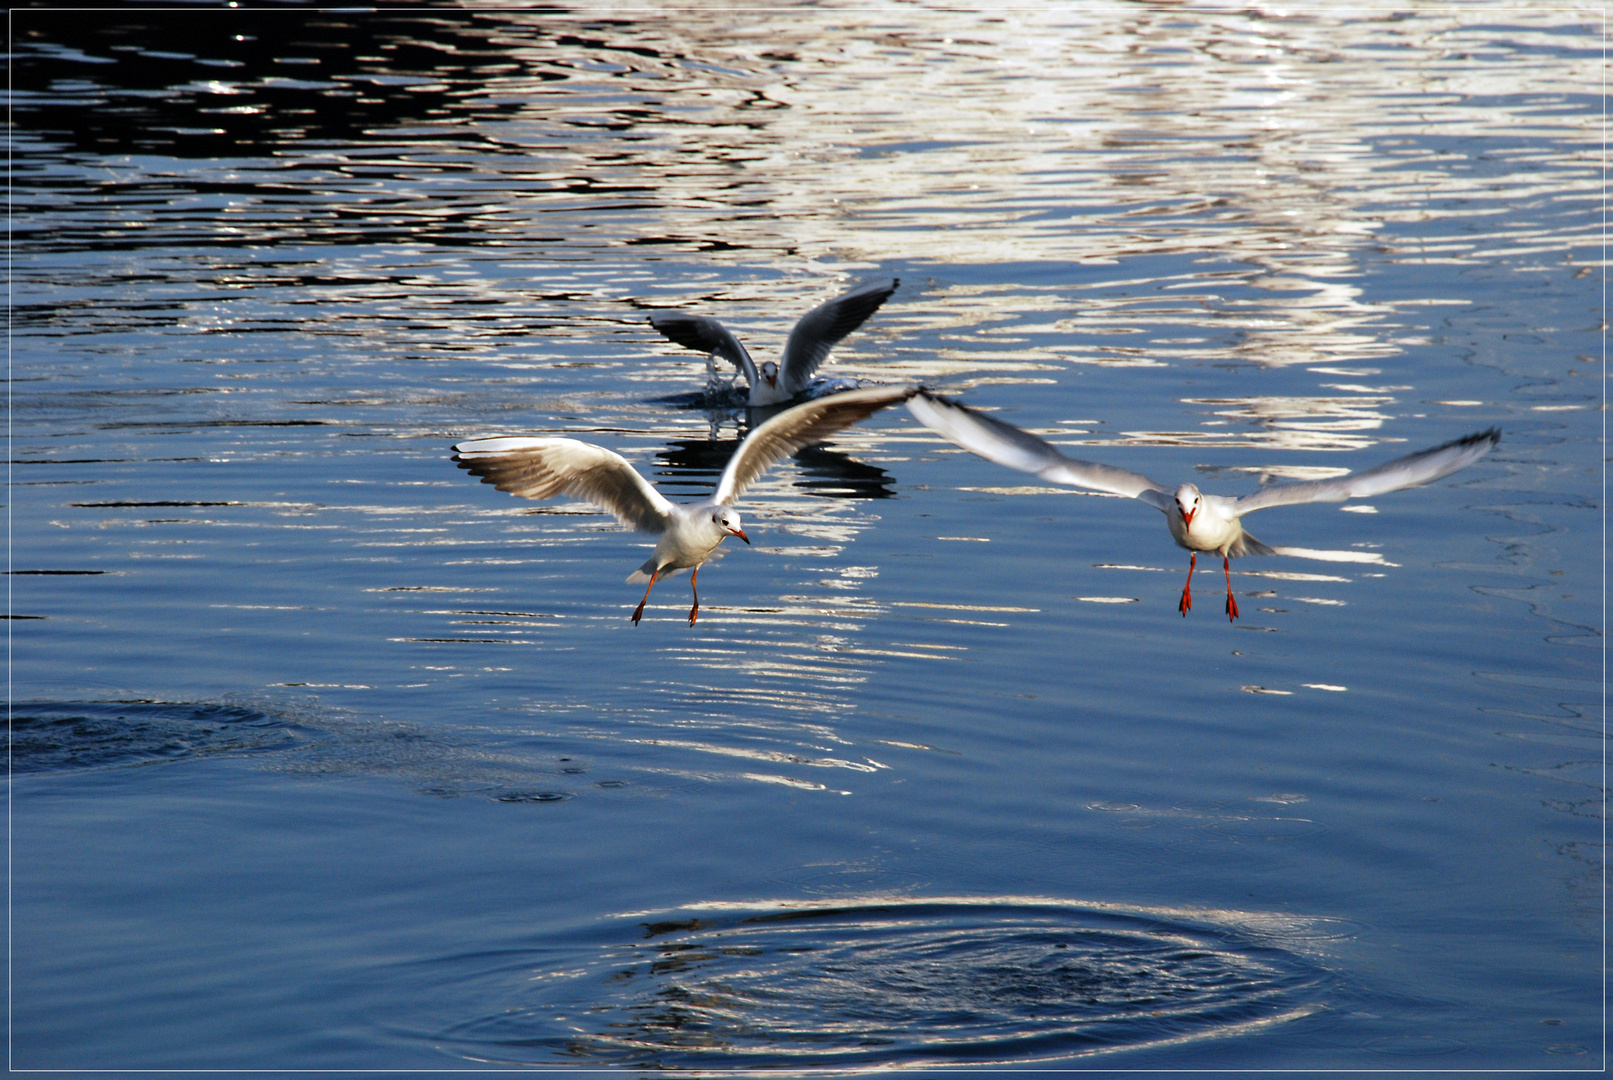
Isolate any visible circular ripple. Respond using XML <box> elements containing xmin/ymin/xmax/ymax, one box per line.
<box><xmin>435</xmin><ymin>897</ymin><xmax>1335</xmax><ymax>1068</ymax></box>
<box><xmin>12</xmin><ymin>701</ymin><xmax>302</xmax><ymax>774</ymax></box>
<box><xmin>492</xmin><ymin>790</ymin><xmax>570</xmax><ymax>804</ymax></box>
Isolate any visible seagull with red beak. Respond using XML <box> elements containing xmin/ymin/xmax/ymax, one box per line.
<box><xmin>649</xmin><ymin>278</ymin><xmax>899</xmax><ymax>406</ymax></box>
<box><xmin>1165</xmin><ymin>482</ymin><xmax>1270</xmax><ymax>619</ymax></box>
<box><xmin>454</xmin><ymin>384</ymin><xmax>922</xmax><ymax>625</ymax></box>
<box><xmin>907</xmin><ymin>391</ymin><xmax>1499</xmax><ymax>622</ymax></box>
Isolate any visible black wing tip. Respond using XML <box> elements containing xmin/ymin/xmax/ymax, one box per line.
<box><xmin>1447</xmin><ymin>426</ymin><xmax>1502</xmax><ymax>452</ymax></box>
<box><xmin>839</xmin><ymin>275</ymin><xmax>897</xmax><ymax>294</ymax></box>
<box><xmin>858</xmin><ymin>278</ymin><xmax>899</xmax><ymax>306</ymax></box>
<box><xmin>452</xmin><ymin>458</ymin><xmax>497</xmax><ymax>483</ymax></box>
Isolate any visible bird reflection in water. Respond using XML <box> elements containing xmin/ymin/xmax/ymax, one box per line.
<box><xmin>655</xmin><ymin>438</ymin><xmax>899</xmax><ymax>502</ymax></box>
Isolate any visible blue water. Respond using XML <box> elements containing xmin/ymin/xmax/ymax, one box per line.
<box><xmin>11</xmin><ymin>8</ymin><xmax>1603</xmax><ymax>1070</ymax></box>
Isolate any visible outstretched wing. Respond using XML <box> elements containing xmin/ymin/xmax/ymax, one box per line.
<box><xmin>778</xmin><ymin>278</ymin><xmax>899</xmax><ymax>395</ymax></box>
<box><xmin>714</xmin><ymin>383</ymin><xmax>921</xmax><ymax>505</ymax></box>
<box><xmin>1233</xmin><ymin>428</ymin><xmax>1500</xmax><ymax>515</ymax></box>
<box><xmin>648</xmin><ymin>312</ymin><xmax>760</xmax><ymax>388</ymax></box>
<box><xmin>452</xmin><ymin>436</ymin><xmax>675</xmax><ymax>534</ymax></box>
<box><xmin>905</xmin><ymin>392</ymin><xmax>1173</xmax><ymax>512</ymax></box>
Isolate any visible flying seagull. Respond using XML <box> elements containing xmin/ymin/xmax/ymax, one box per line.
<box><xmin>906</xmin><ymin>391</ymin><xmax>1499</xmax><ymax>621</ymax></box>
<box><xmin>648</xmin><ymin>278</ymin><xmax>899</xmax><ymax>406</ymax></box>
<box><xmin>454</xmin><ymin>384</ymin><xmax>922</xmax><ymax>625</ymax></box>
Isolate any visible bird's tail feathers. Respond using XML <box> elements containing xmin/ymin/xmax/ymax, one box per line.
<box><xmin>627</xmin><ymin>558</ymin><xmax>694</xmax><ymax>584</ymax></box>
<box><xmin>1232</xmin><ymin>532</ymin><xmax>1277</xmax><ymax>557</ymax></box>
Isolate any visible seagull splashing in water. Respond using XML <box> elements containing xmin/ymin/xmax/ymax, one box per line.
<box><xmin>649</xmin><ymin>278</ymin><xmax>899</xmax><ymax>407</ymax></box>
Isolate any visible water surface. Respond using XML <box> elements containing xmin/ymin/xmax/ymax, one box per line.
<box><xmin>11</xmin><ymin>7</ymin><xmax>1602</xmax><ymax>1070</ymax></box>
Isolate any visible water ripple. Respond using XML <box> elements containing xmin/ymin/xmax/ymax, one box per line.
<box><xmin>430</xmin><ymin>896</ymin><xmax>1337</xmax><ymax>1068</ymax></box>
<box><xmin>11</xmin><ymin>700</ymin><xmax>303</xmax><ymax>773</ymax></box>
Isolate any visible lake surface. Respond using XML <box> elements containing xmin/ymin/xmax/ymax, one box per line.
<box><xmin>11</xmin><ymin>7</ymin><xmax>1603</xmax><ymax>1070</ymax></box>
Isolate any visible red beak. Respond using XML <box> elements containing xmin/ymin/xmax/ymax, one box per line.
<box><xmin>1181</xmin><ymin>507</ymin><xmax>1196</xmax><ymax>528</ymax></box>
<box><xmin>729</xmin><ymin>527</ymin><xmax>750</xmax><ymax>544</ymax></box>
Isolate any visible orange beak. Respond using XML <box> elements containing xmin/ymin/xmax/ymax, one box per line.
<box><xmin>1181</xmin><ymin>507</ymin><xmax>1196</xmax><ymax>528</ymax></box>
<box><xmin>729</xmin><ymin>527</ymin><xmax>750</xmax><ymax>544</ymax></box>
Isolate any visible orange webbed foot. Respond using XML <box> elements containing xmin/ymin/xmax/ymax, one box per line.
<box><xmin>632</xmin><ymin>568</ymin><xmax>659</xmax><ymax>626</ymax></box>
<box><xmin>1222</xmin><ymin>555</ymin><xmax>1239</xmax><ymax>622</ymax></box>
<box><xmin>1178</xmin><ymin>552</ymin><xmax>1196</xmax><ymax>617</ymax></box>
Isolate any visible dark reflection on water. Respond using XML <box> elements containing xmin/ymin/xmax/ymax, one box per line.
<box><xmin>653</xmin><ymin>438</ymin><xmax>899</xmax><ymax>501</ymax></box>
<box><xmin>11</xmin><ymin>701</ymin><xmax>303</xmax><ymax>774</ymax></box>
<box><xmin>433</xmin><ymin>898</ymin><xmax>1335</xmax><ymax>1069</ymax></box>
<box><xmin>17</xmin><ymin>13</ymin><xmax>531</xmax><ymax>158</ymax></box>
<box><xmin>791</xmin><ymin>444</ymin><xmax>900</xmax><ymax>500</ymax></box>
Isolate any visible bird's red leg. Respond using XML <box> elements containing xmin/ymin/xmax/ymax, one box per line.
<box><xmin>1223</xmin><ymin>554</ymin><xmax>1239</xmax><ymax>622</ymax></box>
<box><xmin>631</xmin><ymin>568</ymin><xmax>659</xmax><ymax>625</ymax></box>
<box><xmin>688</xmin><ymin>566</ymin><xmax>700</xmax><ymax>626</ymax></box>
<box><xmin>1178</xmin><ymin>552</ymin><xmax>1196</xmax><ymax>616</ymax></box>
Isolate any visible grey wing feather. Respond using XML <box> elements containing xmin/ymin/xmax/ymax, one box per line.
<box><xmin>714</xmin><ymin>383</ymin><xmax>920</xmax><ymax>505</ymax></box>
<box><xmin>1233</xmin><ymin>428</ymin><xmax>1499</xmax><ymax>514</ymax></box>
<box><xmin>778</xmin><ymin>278</ymin><xmax>898</xmax><ymax>395</ymax></box>
<box><xmin>905</xmin><ymin>391</ymin><xmax>1173</xmax><ymax>512</ymax></box>
<box><xmin>648</xmin><ymin>312</ymin><xmax>760</xmax><ymax>387</ymax></box>
<box><xmin>452</xmin><ymin>436</ymin><xmax>675</xmax><ymax>534</ymax></box>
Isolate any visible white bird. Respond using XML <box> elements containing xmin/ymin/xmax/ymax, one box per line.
<box><xmin>454</xmin><ymin>384</ymin><xmax>922</xmax><ymax>626</ymax></box>
<box><xmin>649</xmin><ymin>278</ymin><xmax>899</xmax><ymax>406</ymax></box>
<box><xmin>907</xmin><ymin>391</ymin><xmax>1500</xmax><ymax>622</ymax></box>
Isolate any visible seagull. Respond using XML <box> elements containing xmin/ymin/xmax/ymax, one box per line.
<box><xmin>906</xmin><ymin>391</ymin><xmax>1500</xmax><ymax>622</ymax></box>
<box><xmin>453</xmin><ymin>384</ymin><xmax>921</xmax><ymax>626</ymax></box>
<box><xmin>648</xmin><ymin>278</ymin><xmax>899</xmax><ymax>406</ymax></box>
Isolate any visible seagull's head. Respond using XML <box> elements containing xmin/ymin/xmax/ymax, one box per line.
<box><xmin>759</xmin><ymin>361</ymin><xmax>780</xmax><ymax>389</ymax></box>
<box><xmin>1174</xmin><ymin>483</ymin><xmax>1201</xmax><ymax>529</ymax></box>
<box><xmin>713</xmin><ymin>508</ymin><xmax>750</xmax><ymax>544</ymax></box>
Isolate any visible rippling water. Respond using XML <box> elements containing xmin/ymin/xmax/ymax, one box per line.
<box><xmin>12</xmin><ymin>7</ymin><xmax>1602</xmax><ymax>1070</ymax></box>
<box><xmin>434</xmin><ymin>897</ymin><xmax>1340</xmax><ymax>1068</ymax></box>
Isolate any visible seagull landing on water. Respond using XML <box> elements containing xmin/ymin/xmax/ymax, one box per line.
<box><xmin>906</xmin><ymin>391</ymin><xmax>1499</xmax><ymax>622</ymax></box>
<box><xmin>453</xmin><ymin>384</ymin><xmax>921</xmax><ymax>626</ymax></box>
<box><xmin>648</xmin><ymin>278</ymin><xmax>899</xmax><ymax>407</ymax></box>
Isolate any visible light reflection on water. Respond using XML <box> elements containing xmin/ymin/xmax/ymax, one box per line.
<box><xmin>19</xmin><ymin>9</ymin><xmax>1598</xmax><ymax>391</ymax></box>
<box><xmin>10</xmin><ymin>6</ymin><xmax>1601</xmax><ymax>1072</ymax></box>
